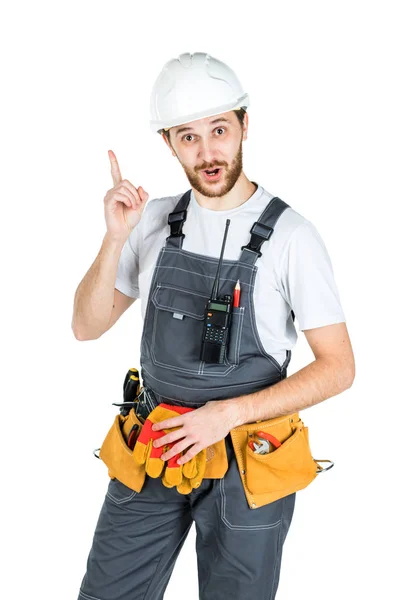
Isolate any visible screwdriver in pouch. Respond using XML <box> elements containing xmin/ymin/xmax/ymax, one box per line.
<box><xmin>124</xmin><ymin>368</ymin><xmax>140</xmax><ymax>400</ymax></box>
<box><xmin>114</xmin><ymin>368</ymin><xmax>141</xmax><ymax>416</ymax></box>
<box><xmin>127</xmin><ymin>424</ymin><xmax>139</xmax><ymax>449</ymax></box>
<box><xmin>112</xmin><ymin>369</ymin><xmax>141</xmax><ymax>415</ymax></box>
<box><xmin>124</xmin><ymin>377</ymin><xmax>140</xmax><ymax>405</ymax></box>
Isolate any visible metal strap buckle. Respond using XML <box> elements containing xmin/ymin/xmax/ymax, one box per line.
<box><xmin>241</xmin><ymin>222</ymin><xmax>274</xmax><ymax>257</ymax></box>
<box><xmin>167</xmin><ymin>209</ymin><xmax>187</xmax><ymax>237</ymax></box>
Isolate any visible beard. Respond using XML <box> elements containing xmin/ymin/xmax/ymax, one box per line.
<box><xmin>177</xmin><ymin>137</ymin><xmax>244</xmax><ymax>199</ymax></box>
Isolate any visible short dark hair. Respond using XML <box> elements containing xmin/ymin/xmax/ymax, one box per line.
<box><xmin>161</xmin><ymin>107</ymin><xmax>247</xmax><ymax>141</ymax></box>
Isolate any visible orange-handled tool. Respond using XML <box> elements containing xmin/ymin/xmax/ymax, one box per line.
<box><xmin>256</xmin><ymin>431</ymin><xmax>282</xmax><ymax>449</ymax></box>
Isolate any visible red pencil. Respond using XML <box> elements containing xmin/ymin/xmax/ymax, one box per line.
<box><xmin>233</xmin><ymin>280</ymin><xmax>241</xmax><ymax>308</ymax></box>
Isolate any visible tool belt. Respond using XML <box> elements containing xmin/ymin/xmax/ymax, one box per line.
<box><xmin>94</xmin><ymin>369</ymin><xmax>332</xmax><ymax>506</ymax></box>
<box><xmin>96</xmin><ymin>404</ymin><xmax>229</xmax><ymax>493</ymax></box>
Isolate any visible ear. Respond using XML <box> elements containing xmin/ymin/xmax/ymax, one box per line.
<box><xmin>161</xmin><ymin>131</ymin><xmax>176</xmax><ymax>157</ymax></box>
<box><xmin>242</xmin><ymin>112</ymin><xmax>249</xmax><ymax>141</ymax></box>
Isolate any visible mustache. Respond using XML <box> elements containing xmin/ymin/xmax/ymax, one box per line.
<box><xmin>197</xmin><ymin>164</ymin><xmax>225</xmax><ymax>171</ymax></box>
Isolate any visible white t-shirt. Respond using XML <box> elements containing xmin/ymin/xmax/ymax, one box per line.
<box><xmin>115</xmin><ymin>182</ymin><xmax>346</xmax><ymax>367</ymax></box>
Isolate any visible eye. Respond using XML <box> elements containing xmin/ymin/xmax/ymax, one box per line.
<box><xmin>182</xmin><ymin>127</ymin><xmax>226</xmax><ymax>142</ymax></box>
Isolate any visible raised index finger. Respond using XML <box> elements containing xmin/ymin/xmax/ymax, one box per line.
<box><xmin>108</xmin><ymin>149</ymin><xmax>122</xmax><ymax>186</ymax></box>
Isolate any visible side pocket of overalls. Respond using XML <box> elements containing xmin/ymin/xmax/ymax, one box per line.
<box><xmin>244</xmin><ymin>416</ymin><xmax>318</xmax><ymax>496</ymax></box>
<box><xmin>99</xmin><ymin>408</ymin><xmax>146</xmax><ymax>493</ymax></box>
<box><xmin>226</xmin><ymin>306</ymin><xmax>245</xmax><ymax>365</ymax></box>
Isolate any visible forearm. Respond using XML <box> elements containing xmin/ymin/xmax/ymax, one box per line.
<box><xmin>72</xmin><ymin>232</ymin><xmax>126</xmax><ymax>340</ymax></box>
<box><xmin>227</xmin><ymin>357</ymin><xmax>354</xmax><ymax>427</ymax></box>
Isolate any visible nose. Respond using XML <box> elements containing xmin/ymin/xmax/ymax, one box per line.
<box><xmin>197</xmin><ymin>138</ymin><xmax>220</xmax><ymax>167</ymax></box>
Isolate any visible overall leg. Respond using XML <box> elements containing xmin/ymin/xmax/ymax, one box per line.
<box><xmin>78</xmin><ymin>474</ymin><xmax>193</xmax><ymax>600</ymax></box>
<box><xmin>191</xmin><ymin>435</ymin><xmax>296</xmax><ymax>600</ymax></box>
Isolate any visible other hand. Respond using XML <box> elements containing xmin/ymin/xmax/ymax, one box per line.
<box><xmin>151</xmin><ymin>400</ymin><xmax>239</xmax><ymax>465</ymax></box>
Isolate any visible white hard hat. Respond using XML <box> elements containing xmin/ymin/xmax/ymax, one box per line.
<box><xmin>149</xmin><ymin>52</ymin><xmax>250</xmax><ymax>134</ymax></box>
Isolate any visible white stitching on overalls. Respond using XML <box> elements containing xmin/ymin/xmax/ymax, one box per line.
<box><xmin>150</xmin><ymin>343</ymin><xmax>237</xmax><ymax>376</ymax></box>
<box><xmin>79</xmin><ymin>589</ymin><xmax>105</xmax><ymax>600</ymax></box>
<box><xmin>141</xmin><ymin>366</ymin><xmax>280</xmax><ymax>394</ymax></box>
<box><xmin>141</xmin><ymin>248</ymin><xmax>165</xmax><ymax>348</ymax></box>
<box><xmin>152</xmin><ymin>283</ymin><xmax>208</xmax><ymax>318</ymax></box>
<box><xmin>106</xmin><ymin>487</ymin><xmax>137</xmax><ymax>504</ymax></box>
<box><xmin>219</xmin><ymin>478</ymin><xmax>282</xmax><ymax>531</ymax></box>
<box><xmin>247</xmin><ymin>267</ymin><xmax>283</xmax><ymax>374</ymax></box>
<box><xmin>269</xmin><ymin>496</ymin><xmax>286</xmax><ymax>600</ymax></box>
<box><xmin>230</xmin><ymin>307</ymin><xmax>245</xmax><ymax>365</ymax></box>
<box><xmin>156</xmin><ymin>263</ymin><xmax>255</xmax><ymax>286</ymax></box>
<box><xmin>163</xmin><ymin>247</ymin><xmax>256</xmax><ymax>270</ymax></box>
<box><xmin>155</xmin><ymin>282</ymin><xmax>210</xmax><ymax>298</ymax></box>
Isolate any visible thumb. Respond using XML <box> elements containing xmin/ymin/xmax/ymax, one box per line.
<box><xmin>138</xmin><ymin>186</ymin><xmax>149</xmax><ymax>201</ymax></box>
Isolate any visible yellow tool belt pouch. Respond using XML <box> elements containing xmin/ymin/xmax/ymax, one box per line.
<box><xmin>204</xmin><ymin>439</ymin><xmax>228</xmax><ymax>479</ymax></box>
<box><xmin>230</xmin><ymin>412</ymin><xmax>330</xmax><ymax>509</ymax></box>
<box><xmin>98</xmin><ymin>408</ymin><xmax>146</xmax><ymax>493</ymax></box>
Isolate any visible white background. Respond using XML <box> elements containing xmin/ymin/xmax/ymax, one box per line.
<box><xmin>1</xmin><ymin>1</ymin><xmax>399</xmax><ymax>598</ymax></box>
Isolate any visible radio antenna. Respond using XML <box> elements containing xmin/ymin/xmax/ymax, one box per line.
<box><xmin>211</xmin><ymin>219</ymin><xmax>230</xmax><ymax>300</ymax></box>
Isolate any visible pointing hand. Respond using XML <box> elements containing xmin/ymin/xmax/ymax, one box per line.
<box><xmin>103</xmin><ymin>149</ymin><xmax>149</xmax><ymax>242</ymax></box>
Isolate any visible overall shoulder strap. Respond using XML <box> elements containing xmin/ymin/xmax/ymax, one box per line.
<box><xmin>165</xmin><ymin>190</ymin><xmax>191</xmax><ymax>249</ymax></box>
<box><xmin>239</xmin><ymin>197</ymin><xmax>290</xmax><ymax>265</ymax></box>
<box><xmin>239</xmin><ymin>197</ymin><xmax>296</xmax><ymax>326</ymax></box>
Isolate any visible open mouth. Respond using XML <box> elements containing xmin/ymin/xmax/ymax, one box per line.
<box><xmin>202</xmin><ymin>168</ymin><xmax>223</xmax><ymax>181</ymax></box>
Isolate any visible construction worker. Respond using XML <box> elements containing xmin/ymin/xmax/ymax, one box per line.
<box><xmin>73</xmin><ymin>52</ymin><xmax>355</xmax><ymax>600</ymax></box>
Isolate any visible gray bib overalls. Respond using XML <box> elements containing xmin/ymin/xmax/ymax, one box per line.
<box><xmin>78</xmin><ymin>188</ymin><xmax>297</xmax><ymax>600</ymax></box>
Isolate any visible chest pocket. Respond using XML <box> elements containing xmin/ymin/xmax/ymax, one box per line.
<box><xmin>148</xmin><ymin>283</ymin><xmax>245</xmax><ymax>377</ymax></box>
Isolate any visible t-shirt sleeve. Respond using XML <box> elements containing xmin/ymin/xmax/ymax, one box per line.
<box><xmin>114</xmin><ymin>225</ymin><xmax>141</xmax><ymax>299</ymax></box>
<box><xmin>278</xmin><ymin>220</ymin><xmax>346</xmax><ymax>331</ymax></box>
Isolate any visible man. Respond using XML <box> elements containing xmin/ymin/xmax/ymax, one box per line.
<box><xmin>73</xmin><ymin>52</ymin><xmax>355</xmax><ymax>600</ymax></box>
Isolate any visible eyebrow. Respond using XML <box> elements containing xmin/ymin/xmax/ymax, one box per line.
<box><xmin>174</xmin><ymin>117</ymin><xmax>232</xmax><ymax>137</ymax></box>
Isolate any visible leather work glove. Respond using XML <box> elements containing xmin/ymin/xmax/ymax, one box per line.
<box><xmin>160</xmin><ymin>439</ymin><xmax>207</xmax><ymax>494</ymax></box>
<box><xmin>132</xmin><ymin>403</ymin><xmax>207</xmax><ymax>492</ymax></box>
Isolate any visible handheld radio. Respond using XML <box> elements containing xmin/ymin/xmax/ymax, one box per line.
<box><xmin>200</xmin><ymin>219</ymin><xmax>233</xmax><ymax>364</ymax></box>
